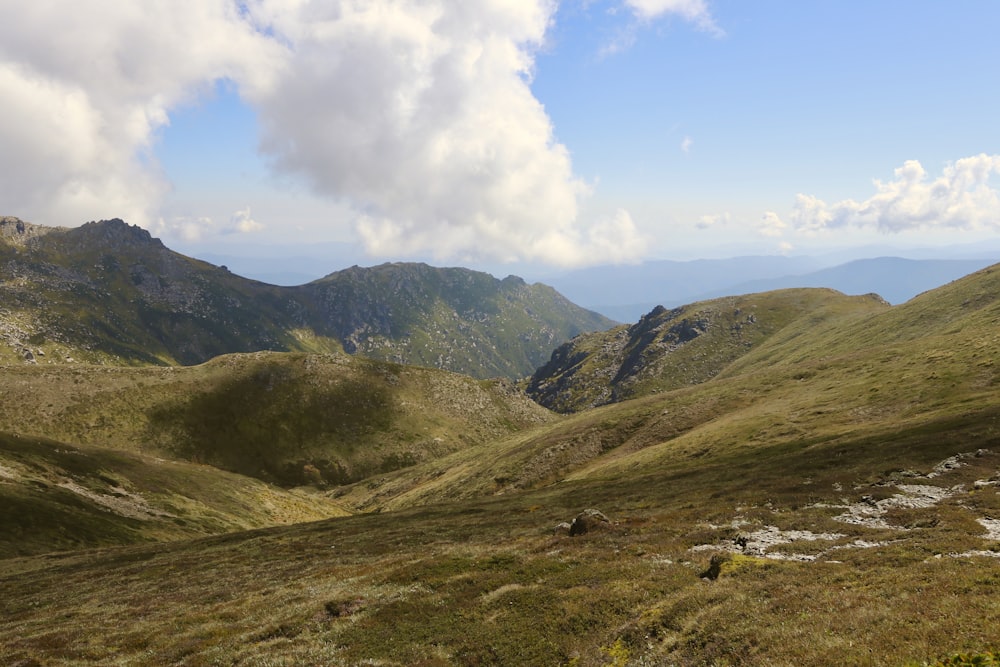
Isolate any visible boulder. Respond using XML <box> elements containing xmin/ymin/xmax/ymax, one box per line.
<box><xmin>553</xmin><ymin>521</ymin><xmax>572</xmax><ymax>535</ymax></box>
<box><xmin>568</xmin><ymin>508</ymin><xmax>611</xmax><ymax>536</ymax></box>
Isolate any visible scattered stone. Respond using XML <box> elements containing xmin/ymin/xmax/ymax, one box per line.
<box><xmin>553</xmin><ymin>521</ymin><xmax>572</xmax><ymax>535</ymax></box>
<box><xmin>977</xmin><ymin>518</ymin><xmax>1000</xmax><ymax>541</ymax></box>
<box><xmin>568</xmin><ymin>508</ymin><xmax>611</xmax><ymax>536</ymax></box>
<box><xmin>948</xmin><ymin>550</ymin><xmax>1000</xmax><ymax>559</ymax></box>
<box><xmin>928</xmin><ymin>453</ymin><xmax>972</xmax><ymax>478</ymax></box>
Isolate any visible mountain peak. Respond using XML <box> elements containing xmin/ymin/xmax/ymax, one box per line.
<box><xmin>71</xmin><ymin>218</ymin><xmax>165</xmax><ymax>251</ymax></box>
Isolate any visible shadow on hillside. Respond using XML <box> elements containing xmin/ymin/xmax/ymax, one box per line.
<box><xmin>147</xmin><ymin>361</ymin><xmax>396</xmax><ymax>486</ymax></box>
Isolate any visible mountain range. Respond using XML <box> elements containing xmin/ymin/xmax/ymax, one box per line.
<box><xmin>0</xmin><ymin>216</ymin><xmax>611</xmax><ymax>378</ymax></box>
<box><xmin>545</xmin><ymin>255</ymin><xmax>1000</xmax><ymax>321</ymax></box>
<box><xmin>2</xmin><ymin>215</ymin><xmax>1000</xmax><ymax>666</ymax></box>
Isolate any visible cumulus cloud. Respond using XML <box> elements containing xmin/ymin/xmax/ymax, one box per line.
<box><xmin>0</xmin><ymin>0</ymin><xmax>651</xmax><ymax>267</ymax></box>
<box><xmin>240</xmin><ymin>0</ymin><xmax>649</xmax><ymax>266</ymax></box>
<box><xmin>225</xmin><ymin>206</ymin><xmax>264</xmax><ymax>234</ymax></box>
<box><xmin>601</xmin><ymin>0</ymin><xmax>722</xmax><ymax>55</ymax></box>
<box><xmin>680</xmin><ymin>135</ymin><xmax>694</xmax><ymax>154</ymax></box>
<box><xmin>697</xmin><ymin>212</ymin><xmax>730</xmax><ymax>229</ymax></box>
<box><xmin>790</xmin><ymin>154</ymin><xmax>1000</xmax><ymax>234</ymax></box>
<box><xmin>0</xmin><ymin>1</ymin><xmax>280</xmax><ymax>228</ymax></box>
<box><xmin>150</xmin><ymin>216</ymin><xmax>214</xmax><ymax>243</ymax></box>
<box><xmin>758</xmin><ymin>211</ymin><xmax>788</xmax><ymax>237</ymax></box>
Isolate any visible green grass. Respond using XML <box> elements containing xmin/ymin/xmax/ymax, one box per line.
<box><xmin>0</xmin><ymin>432</ymin><xmax>349</xmax><ymax>559</ymax></box>
<box><xmin>2</xmin><ymin>433</ymin><xmax>999</xmax><ymax>665</ymax></box>
<box><xmin>3</xmin><ymin>267</ymin><xmax>1000</xmax><ymax>664</ymax></box>
<box><xmin>0</xmin><ymin>351</ymin><xmax>554</xmax><ymax>487</ymax></box>
<box><xmin>526</xmin><ymin>288</ymin><xmax>889</xmax><ymax>413</ymax></box>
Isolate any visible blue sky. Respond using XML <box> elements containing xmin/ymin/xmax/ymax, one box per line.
<box><xmin>2</xmin><ymin>1</ymin><xmax>999</xmax><ymax>272</ymax></box>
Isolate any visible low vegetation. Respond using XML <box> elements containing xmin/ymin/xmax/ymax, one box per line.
<box><xmin>0</xmin><ymin>217</ymin><xmax>612</xmax><ymax>377</ymax></box>
<box><xmin>0</xmin><ymin>351</ymin><xmax>553</xmax><ymax>488</ymax></box>
<box><xmin>3</xmin><ymin>263</ymin><xmax>1000</xmax><ymax>664</ymax></box>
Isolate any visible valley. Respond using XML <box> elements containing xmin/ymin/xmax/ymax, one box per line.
<box><xmin>2</xmin><ymin>222</ymin><xmax>999</xmax><ymax>665</ymax></box>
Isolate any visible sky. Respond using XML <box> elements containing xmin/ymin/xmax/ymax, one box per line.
<box><xmin>2</xmin><ymin>1</ymin><xmax>999</xmax><ymax>274</ymax></box>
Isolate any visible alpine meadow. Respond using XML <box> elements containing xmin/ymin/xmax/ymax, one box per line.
<box><xmin>2</xmin><ymin>217</ymin><xmax>1000</xmax><ymax>666</ymax></box>
<box><xmin>3</xmin><ymin>2</ymin><xmax>1000</xmax><ymax>666</ymax></box>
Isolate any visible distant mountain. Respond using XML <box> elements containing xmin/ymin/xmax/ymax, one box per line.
<box><xmin>525</xmin><ymin>288</ymin><xmax>888</xmax><ymax>412</ymax></box>
<box><xmin>0</xmin><ymin>217</ymin><xmax>612</xmax><ymax>378</ymax></box>
<box><xmin>544</xmin><ymin>256</ymin><xmax>826</xmax><ymax>320</ymax></box>
<box><xmin>545</xmin><ymin>255</ymin><xmax>999</xmax><ymax>320</ymax></box>
<box><xmin>695</xmin><ymin>257</ymin><xmax>998</xmax><ymax>304</ymax></box>
<box><xmin>294</xmin><ymin>263</ymin><xmax>612</xmax><ymax>379</ymax></box>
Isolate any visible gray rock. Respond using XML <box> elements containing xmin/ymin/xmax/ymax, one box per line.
<box><xmin>553</xmin><ymin>521</ymin><xmax>572</xmax><ymax>535</ymax></box>
<box><xmin>568</xmin><ymin>508</ymin><xmax>611</xmax><ymax>536</ymax></box>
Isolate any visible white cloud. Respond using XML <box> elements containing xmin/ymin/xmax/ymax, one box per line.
<box><xmin>0</xmin><ymin>1</ymin><xmax>280</xmax><ymax>228</ymax></box>
<box><xmin>0</xmin><ymin>0</ymin><xmax>647</xmax><ymax>267</ymax></box>
<box><xmin>758</xmin><ymin>211</ymin><xmax>787</xmax><ymax>237</ymax></box>
<box><xmin>680</xmin><ymin>135</ymin><xmax>693</xmax><ymax>153</ymax></box>
<box><xmin>225</xmin><ymin>206</ymin><xmax>264</xmax><ymax>234</ymax></box>
<box><xmin>242</xmin><ymin>0</ymin><xmax>643</xmax><ymax>266</ymax></box>
<box><xmin>150</xmin><ymin>216</ymin><xmax>214</xmax><ymax>243</ymax></box>
<box><xmin>622</xmin><ymin>0</ymin><xmax>722</xmax><ymax>35</ymax></box>
<box><xmin>697</xmin><ymin>212</ymin><xmax>730</xmax><ymax>229</ymax></box>
<box><xmin>601</xmin><ymin>0</ymin><xmax>721</xmax><ymax>55</ymax></box>
<box><xmin>790</xmin><ymin>154</ymin><xmax>1000</xmax><ymax>234</ymax></box>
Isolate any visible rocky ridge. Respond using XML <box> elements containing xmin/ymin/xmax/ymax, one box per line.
<box><xmin>526</xmin><ymin>289</ymin><xmax>889</xmax><ymax>412</ymax></box>
<box><xmin>0</xmin><ymin>217</ymin><xmax>613</xmax><ymax>378</ymax></box>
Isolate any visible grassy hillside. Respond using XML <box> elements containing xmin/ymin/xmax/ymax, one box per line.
<box><xmin>0</xmin><ymin>217</ymin><xmax>335</xmax><ymax>366</ymax></box>
<box><xmin>1</xmin><ymin>424</ymin><xmax>997</xmax><ymax>665</ymax></box>
<box><xmin>526</xmin><ymin>288</ymin><xmax>889</xmax><ymax>413</ymax></box>
<box><xmin>0</xmin><ymin>217</ymin><xmax>613</xmax><ymax>378</ymax></box>
<box><xmin>345</xmin><ymin>267</ymin><xmax>1000</xmax><ymax>511</ymax></box>
<box><xmin>3</xmin><ymin>266</ymin><xmax>1000</xmax><ymax>665</ymax></box>
<box><xmin>0</xmin><ymin>351</ymin><xmax>554</xmax><ymax>487</ymax></box>
<box><xmin>297</xmin><ymin>262</ymin><xmax>615</xmax><ymax>378</ymax></box>
<box><xmin>0</xmin><ymin>431</ymin><xmax>348</xmax><ymax>559</ymax></box>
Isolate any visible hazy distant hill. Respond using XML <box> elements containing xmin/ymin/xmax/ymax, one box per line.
<box><xmin>696</xmin><ymin>256</ymin><xmax>998</xmax><ymax>304</ymax></box>
<box><xmin>0</xmin><ymin>217</ymin><xmax>612</xmax><ymax>378</ymax></box>
<box><xmin>546</xmin><ymin>255</ymin><xmax>998</xmax><ymax>320</ymax></box>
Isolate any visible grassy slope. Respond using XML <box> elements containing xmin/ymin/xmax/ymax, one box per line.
<box><xmin>3</xmin><ymin>270</ymin><xmax>1000</xmax><ymax>664</ymax></box>
<box><xmin>526</xmin><ymin>288</ymin><xmax>889</xmax><ymax>413</ymax></box>
<box><xmin>0</xmin><ymin>219</ymin><xmax>341</xmax><ymax>367</ymax></box>
<box><xmin>299</xmin><ymin>263</ymin><xmax>615</xmax><ymax>379</ymax></box>
<box><xmin>0</xmin><ymin>351</ymin><xmax>554</xmax><ymax>487</ymax></box>
<box><xmin>0</xmin><ymin>431</ymin><xmax>348</xmax><ymax>559</ymax></box>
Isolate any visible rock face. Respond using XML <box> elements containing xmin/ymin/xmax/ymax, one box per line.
<box><xmin>0</xmin><ymin>216</ymin><xmax>59</xmax><ymax>245</ymax></box>
<box><xmin>0</xmin><ymin>217</ymin><xmax>614</xmax><ymax>378</ymax></box>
